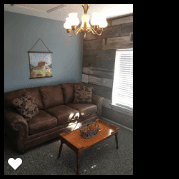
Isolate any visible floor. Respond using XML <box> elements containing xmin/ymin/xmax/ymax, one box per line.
<box><xmin>4</xmin><ymin>121</ymin><xmax>133</xmax><ymax>175</ymax></box>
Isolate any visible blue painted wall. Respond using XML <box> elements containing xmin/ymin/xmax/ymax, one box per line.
<box><xmin>4</xmin><ymin>11</ymin><xmax>83</xmax><ymax>92</ymax></box>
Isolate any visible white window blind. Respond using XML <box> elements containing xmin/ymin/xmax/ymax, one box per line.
<box><xmin>112</xmin><ymin>49</ymin><xmax>133</xmax><ymax>112</ymax></box>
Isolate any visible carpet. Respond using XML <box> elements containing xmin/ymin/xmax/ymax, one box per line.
<box><xmin>4</xmin><ymin>124</ymin><xmax>133</xmax><ymax>175</ymax></box>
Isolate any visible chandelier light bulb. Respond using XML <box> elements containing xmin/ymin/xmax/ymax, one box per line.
<box><xmin>81</xmin><ymin>14</ymin><xmax>89</xmax><ymax>23</ymax></box>
<box><xmin>81</xmin><ymin>14</ymin><xmax>90</xmax><ymax>28</ymax></box>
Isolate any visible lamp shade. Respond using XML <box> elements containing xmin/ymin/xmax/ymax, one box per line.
<box><xmin>99</xmin><ymin>16</ymin><xmax>108</xmax><ymax>28</ymax></box>
<box><xmin>68</xmin><ymin>13</ymin><xmax>80</xmax><ymax>26</ymax></box>
<box><xmin>91</xmin><ymin>12</ymin><xmax>101</xmax><ymax>26</ymax></box>
<box><xmin>63</xmin><ymin>18</ymin><xmax>71</xmax><ymax>29</ymax></box>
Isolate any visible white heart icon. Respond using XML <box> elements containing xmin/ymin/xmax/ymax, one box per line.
<box><xmin>8</xmin><ymin>158</ymin><xmax>22</xmax><ymax>170</ymax></box>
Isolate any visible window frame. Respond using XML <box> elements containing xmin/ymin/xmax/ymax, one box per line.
<box><xmin>111</xmin><ymin>48</ymin><xmax>133</xmax><ymax>116</ymax></box>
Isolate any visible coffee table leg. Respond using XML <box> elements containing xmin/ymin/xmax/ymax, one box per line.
<box><xmin>77</xmin><ymin>151</ymin><xmax>81</xmax><ymax>175</ymax></box>
<box><xmin>58</xmin><ymin>140</ymin><xmax>63</xmax><ymax>158</ymax></box>
<box><xmin>115</xmin><ymin>133</ymin><xmax>118</xmax><ymax>149</ymax></box>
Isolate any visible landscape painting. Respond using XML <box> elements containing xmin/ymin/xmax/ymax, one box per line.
<box><xmin>29</xmin><ymin>53</ymin><xmax>52</xmax><ymax>79</ymax></box>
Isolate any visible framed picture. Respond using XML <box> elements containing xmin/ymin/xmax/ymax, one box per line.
<box><xmin>28</xmin><ymin>52</ymin><xmax>53</xmax><ymax>79</ymax></box>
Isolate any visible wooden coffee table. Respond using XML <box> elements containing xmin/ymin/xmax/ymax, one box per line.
<box><xmin>57</xmin><ymin>119</ymin><xmax>119</xmax><ymax>175</ymax></box>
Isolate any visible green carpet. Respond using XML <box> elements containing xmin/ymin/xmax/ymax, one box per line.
<box><xmin>4</xmin><ymin>125</ymin><xmax>133</xmax><ymax>175</ymax></box>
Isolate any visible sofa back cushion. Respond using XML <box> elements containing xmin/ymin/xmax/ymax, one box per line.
<box><xmin>39</xmin><ymin>84</ymin><xmax>64</xmax><ymax>109</ymax></box>
<box><xmin>25</xmin><ymin>87</ymin><xmax>44</xmax><ymax>110</ymax></box>
<box><xmin>4</xmin><ymin>88</ymin><xmax>26</xmax><ymax>108</ymax></box>
<box><xmin>61</xmin><ymin>82</ymin><xmax>83</xmax><ymax>104</ymax></box>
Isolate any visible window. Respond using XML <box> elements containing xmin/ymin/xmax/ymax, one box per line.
<box><xmin>112</xmin><ymin>49</ymin><xmax>133</xmax><ymax>114</ymax></box>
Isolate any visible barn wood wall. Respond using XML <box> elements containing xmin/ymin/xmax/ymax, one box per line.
<box><xmin>82</xmin><ymin>13</ymin><xmax>133</xmax><ymax>129</ymax></box>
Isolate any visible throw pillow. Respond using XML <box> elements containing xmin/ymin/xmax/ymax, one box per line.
<box><xmin>73</xmin><ymin>85</ymin><xmax>93</xmax><ymax>103</ymax></box>
<box><xmin>11</xmin><ymin>92</ymin><xmax>39</xmax><ymax>119</ymax></box>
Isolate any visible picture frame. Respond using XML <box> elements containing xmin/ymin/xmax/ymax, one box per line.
<box><xmin>28</xmin><ymin>38</ymin><xmax>53</xmax><ymax>79</ymax></box>
<box><xmin>28</xmin><ymin>52</ymin><xmax>53</xmax><ymax>79</ymax></box>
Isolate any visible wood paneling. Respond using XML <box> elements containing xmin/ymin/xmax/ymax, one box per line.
<box><xmin>88</xmin><ymin>75</ymin><xmax>113</xmax><ymax>88</ymax></box>
<box><xmin>102</xmin><ymin>36</ymin><xmax>133</xmax><ymax>50</ymax></box>
<box><xmin>82</xmin><ymin>74</ymin><xmax>113</xmax><ymax>88</ymax></box>
<box><xmin>83</xmin><ymin>49</ymin><xmax>116</xmax><ymax>70</ymax></box>
<box><xmin>121</xmin><ymin>22</ymin><xmax>133</xmax><ymax>36</ymax></box>
<box><xmin>82</xmin><ymin>14</ymin><xmax>133</xmax><ymax>128</ymax></box>
<box><xmin>82</xmin><ymin>83</ymin><xmax>112</xmax><ymax>100</ymax></box>
<box><xmin>82</xmin><ymin>74</ymin><xmax>88</xmax><ymax>83</ymax></box>
<box><xmin>111</xmin><ymin>16</ymin><xmax>133</xmax><ymax>26</ymax></box>
<box><xmin>85</xmin><ymin>17</ymin><xmax>133</xmax><ymax>41</ymax></box>
<box><xmin>83</xmin><ymin>50</ymin><xmax>98</xmax><ymax>56</ymax></box>
<box><xmin>82</xmin><ymin>67</ymin><xmax>114</xmax><ymax>79</ymax></box>
<box><xmin>83</xmin><ymin>55</ymin><xmax>97</xmax><ymax>67</ymax></box>
<box><xmin>83</xmin><ymin>39</ymin><xmax>103</xmax><ymax>50</ymax></box>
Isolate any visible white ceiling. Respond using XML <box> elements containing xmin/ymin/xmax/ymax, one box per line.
<box><xmin>4</xmin><ymin>4</ymin><xmax>133</xmax><ymax>22</ymax></box>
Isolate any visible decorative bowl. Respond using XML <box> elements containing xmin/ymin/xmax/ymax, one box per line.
<box><xmin>80</xmin><ymin>122</ymin><xmax>100</xmax><ymax>139</ymax></box>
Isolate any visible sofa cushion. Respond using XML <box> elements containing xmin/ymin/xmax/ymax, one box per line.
<box><xmin>45</xmin><ymin>105</ymin><xmax>79</xmax><ymax>126</ymax></box>
<box><xmin>61</xmin><ymin>82</ymin><xmax>83</xmax><ymax>104</ymax></box>
<box><xmin>4</xmin><ymin>88</ymin><xmax>26</xmax><ymax>108</ymax></box>
<box><xmin>39</xmin><ymin>84</ymin><xmax>64</xmax><ymax>109</ymax></box>
<box><xmin>66</xmin><ymin>103</ymin><xmax>97</xmax><ymax>116</ymax></box>
<box><xmin>11</xmin><ymin>92</ymin><xmax>39</xmax><ymax>120</ymax></box>
<box><xmin>27</xmin><ymin>110</ymin><xmax>57</xmax><ymax>135</ymax></box>
<box><xmin>25</xmin><ymin>87</ymin><xmax>44</xmax><ymax>110</ymax></box>
<box><xmin>73</xmin><ymin>85</ymin><xmax>93</xmax><ymax>103</ymax></box>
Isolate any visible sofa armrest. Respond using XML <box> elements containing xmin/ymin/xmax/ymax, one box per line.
<box><xmin>4</xmin><ymin>108</ymin><xmax>28</xmax><ymax>152</ymax></box>
<box><xmin>4</xmin><ymin>108</ymin><xmax>28</xmax><ymax>132</ymax></box>
<box><xmin>92</xmin><ymin>94</ymin><xmax>104</xmax><ymax>117</ymax></box>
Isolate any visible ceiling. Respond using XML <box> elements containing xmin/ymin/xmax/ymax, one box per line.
<box><xmin>4</xmin><ymin>4</ymin><xmax>133</xmax><ymax>22</ymax></box>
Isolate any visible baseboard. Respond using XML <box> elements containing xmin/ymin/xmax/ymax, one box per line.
<box><xmin>101</xmin><ymin>117</ymin><xmax>133</xmax><ymax>132</ymax></box>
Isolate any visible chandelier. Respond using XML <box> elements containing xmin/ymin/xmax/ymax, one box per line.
<box><xmin>63</xmin><ymin>4</ymin><xmax>108</xmax><ymax>38</ymax></box>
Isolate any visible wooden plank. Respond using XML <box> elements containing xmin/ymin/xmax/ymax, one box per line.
<box><xmin>82</xmin><ymin>83</ymin><xmax>112</xmax><ymax>100</ymax></box>
<box><xmin>107</xmin><ymin>13</ymin><xmax>133</xmax><ymax>21</ymax></box>
<box><xmin>96</xmin><ymin>49</ymin><xmax>116</xmax><ymax>58</ymax></box>
<box><xmin>103</xmin><ymin>97</ymin><xmax>112</xmax><ymax>109</ymax></box>
<box><xmin>87</xmin><ymin>75</ymin><xmax>113</xmax><ymax>88</ymax></box>
<box><xmin>102</xmin><ymin>36</ymin><xmax>133</xmax><ymax>50</ymax></box>
<box><xmin>83</xmin><ymin>55</ymin><xmax>97</xmax><ymax>67</ymax></box>
<box><xmin>83</xmin><ymin>39</ymin><xmax>103</xmax><ymax>50</ymax></box>
<box><xmin>83</xmin><ymin>50</ymin><xmax>98</xmax><ymax>56</ymax></box>
<box><xmin>121</xmin><ymin>22</ymin><xmax>133</xmax><ymax>36</ymax></box>
<box><xmin>82</xmin><ymin>67</ymin><xmax>114</xmax><ymax>79</ymax></box>
<box><xmin>112</xmin><ymin>16</ymin><xmax>133</xmax><ymax>26</ymax></box>
<box><xmin>82</xmin><ymin>74</ymin><xmax>88</xmax><ymax>83</ymax></box>
<box><xmin>83</xmin><ymin>49</ymin><xmax>116</xmax><ymax>59</ymax></box>
<box><xmin>107</xmin><ymin>19</ymin><xmax>112</xmax><ymax>26</ymax></box>
<box><xmin>95</xmin><ymin>49</ymin><xmax>116</xmax><ymax>70</ymax></box>
<box><xmin>83</xmin><ymin>49</ymin><xmax>116</xmax><ymax>71</ymax></box>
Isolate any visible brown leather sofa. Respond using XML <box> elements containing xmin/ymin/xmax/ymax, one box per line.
<box><xmin>4</xmin><ymin>82</ymin><xmax>104</xmax><ymax>153</ymax></box>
